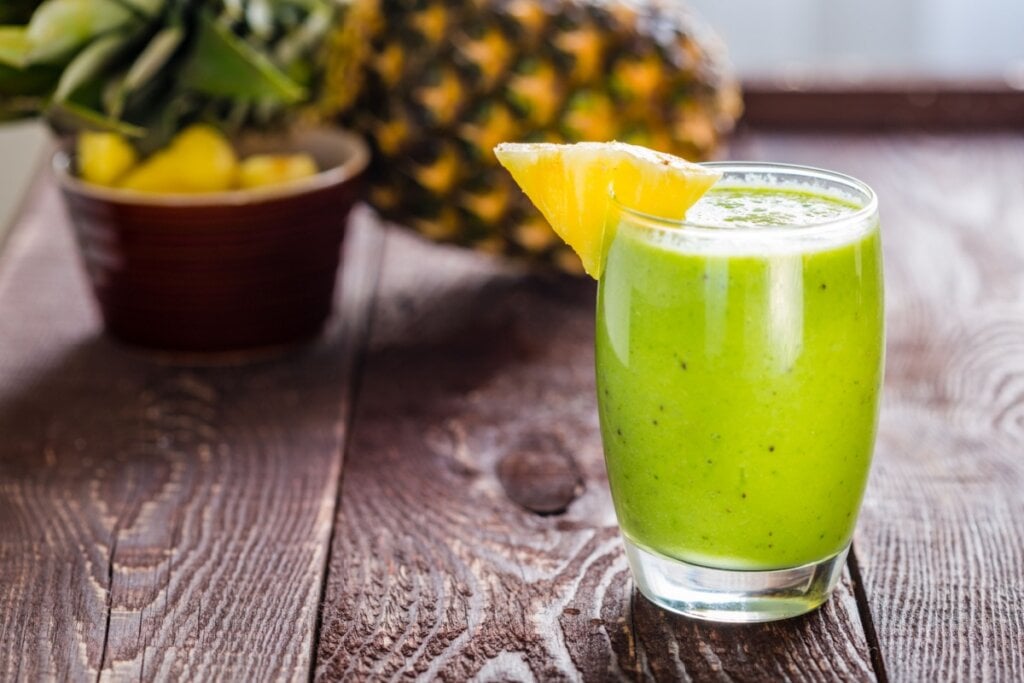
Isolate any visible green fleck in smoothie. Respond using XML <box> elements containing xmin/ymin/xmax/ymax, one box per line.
<box><xmin>596</xmin><ymin>186</ymin><xmax>884</xmax><ymax>570</ymax></box>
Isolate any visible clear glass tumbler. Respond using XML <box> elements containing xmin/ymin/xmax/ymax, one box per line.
<box><xmin>596</xmin><ymin>163</ymin><xmax>884</xmax><ymax>622</ymax></box>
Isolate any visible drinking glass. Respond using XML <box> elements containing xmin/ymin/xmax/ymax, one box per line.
<box><xmin>596</xmin><ymin>163</ymin><xmax>883</xmax><ymax>622</ymax></box>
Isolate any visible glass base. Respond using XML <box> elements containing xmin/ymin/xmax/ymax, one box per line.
<box><xmin>624</xmin><ymin>538</ymin><xmax>849</xmax><ymax>623</ymax></box>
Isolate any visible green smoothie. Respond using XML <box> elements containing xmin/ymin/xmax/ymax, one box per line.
<box><xmin>596</xmin><ymin>185</ymin><xmax>884</xmax><ymax>571</ymax></box>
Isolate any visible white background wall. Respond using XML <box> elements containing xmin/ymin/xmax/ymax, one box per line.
<box><xmin>687</xmin><ymin>0</ymin><xmax>1024</xmax><ymax>82</ymax></box>
<box><xmin>0</xmin><ymin>121</ymin><xmax>46</xmax><ymax>241</ymax></box>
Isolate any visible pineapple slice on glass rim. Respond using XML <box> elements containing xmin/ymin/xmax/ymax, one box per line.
<box><xmin>494</xmin><ymin>141</ymin><xmax>721</xmax><ymax>278</ymax></box>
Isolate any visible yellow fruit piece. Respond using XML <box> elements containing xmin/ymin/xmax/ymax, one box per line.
<box><xmin>238</xmin><ymin>154</ymin><xmax>319</xmax><ymax>189</ymax></box>
<box><xmin>494</xmin><ymin>141</ymin><xmax>720</xmax><ymax>278</ymax></box>
<box><xmin>120</xmin><ymin>124</ymin><xmax>238</xmax><ymax>194</ymax></box>
<box><xmin>78</xmin><ymin>132</ymin><xmax>138</xmax><ymax>187</ymax></box>
<box><xmin>170</xmin><ymin>125</ymin><xmax>239</xmax><ymax>192</ymax></box>
<box><xmin>117</xmin><ymin>151</ymin><xmax>183</xmax><ymax>193</ymax></box>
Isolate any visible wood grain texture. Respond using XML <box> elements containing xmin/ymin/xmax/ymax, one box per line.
<box><xmin>0</xmin><ymin>178</ymin><xmax>382</xmax><ymax>680</ymax></box>
<box><xmin>5</xmin><ymin>132</ymin><xmax>1021</xmax><ymax>682</ymax></box>
<box><xmin>743</xmin><ymin>133</ymin><xmax>1024</xmax><ymax>682</ymax></box>
<box><xmin>314</xmin><ymin>227</ymin><xmax>875</xmax><ymax>681</ymax></box>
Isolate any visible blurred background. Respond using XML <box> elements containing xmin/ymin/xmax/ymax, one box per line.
<box><xmin>689</xmin><ymin>0</ymin><xmax>1024</xmax><ymax>84</ymax></box>
<box><xmin>3</xmin><ymin>0</ymin><xmax>1023</xmax><ymax>239</ymax></box>
<box><xmin>0</xmin><ymin>120</ymin><xmax>45</xmax><ymax>242</ymax></box>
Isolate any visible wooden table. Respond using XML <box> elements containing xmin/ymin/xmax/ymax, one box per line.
<box><xmin>1</xmin><ymin>131</ymin><xmax>1022</xmax><ymax>681</ymax></box>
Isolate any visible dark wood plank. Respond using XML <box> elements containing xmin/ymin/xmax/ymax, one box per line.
<box><xmin>314</xmin><ymin>228</ymin><xmax>875</xmax><ymax>681</ymax></box>
<box><xmin>744</xmin><ymin>132</ymin><xmax>1024</xmax><ymax>681</ymax></box>
<box><xmin>742</xmin><ymin>82</ymin><xmax>1024</xmax><ymax>130</ymax></box>
<box><xmin>0</xmin><ymin>177</ymin><xmax>382</xmax><ymax>680</ymax></box>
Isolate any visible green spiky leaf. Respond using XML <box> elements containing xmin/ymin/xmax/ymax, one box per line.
<box><xmin>124</xmin><ymin>25</ymin><xmax>181</xmax><ymax>91</ymax></box>
<box><xmin>273</xmin><ymin>2</ymin><xmax>334</xmax><ymax>68</ymax></box>
<box><xmin>25</xmin><ymin>0</ymin><xmax>136</xmax><ymax>65</ymax></box>
<box><xmin>47</xmin><ymin>99</ymin><xmax>145</xmax><ymax>136</ymax></box>
<box><xmin>53</xmin><ymin>31</ymin><xmax>130</xmax><ymax>101</ymax></box>
<box><xmin>0</xmin><ymin>27</ymin><xmax>28</xmax><ymax>67</ymax></box>
<box><xmin>179</xmin><ymin>13</ymin><xmax>306</xmax><ymax>104</ymax></box>
<box><xmin>100</xmin><ymin>68</ymin><xmax>128</xmax><ymax>115</ymax></box>
<box><xmin>103</xmin><ymin>24</ymin><xmax>182</xmax><ymax>117</ymax></box>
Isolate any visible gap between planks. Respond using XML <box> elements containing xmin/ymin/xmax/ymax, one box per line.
<box><xmin>308</xmin><ymin>219</ymin><xmax>389</xmax><ymax>681</ymax></box>
<box><xmin>848</xmin><ymin>544</ymin><xmax>889</xmax><ymax>683</ymax></box>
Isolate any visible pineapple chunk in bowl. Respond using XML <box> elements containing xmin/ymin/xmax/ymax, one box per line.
<box><xmin>53</xmin><ymin>128</ymin><xmax>369</xmax><ymax>354</ymax></box>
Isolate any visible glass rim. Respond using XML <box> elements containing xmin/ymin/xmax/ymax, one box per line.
<box><xmin>611</xmin><ymin>161</ymin><xmax>879</xmax><ymax>239</ymax></box>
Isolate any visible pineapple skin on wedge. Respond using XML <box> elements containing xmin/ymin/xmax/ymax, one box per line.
<box><xmin>494</xmin><ymin>141</ymin><xmax>721</xmax><ymax>278</ymax></box>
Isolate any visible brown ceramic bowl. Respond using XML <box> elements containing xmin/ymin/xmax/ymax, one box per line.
<box><xmin>55</xmin><ymin>128</ymin><xmax>369</xmax><ymax>353</ymax></box>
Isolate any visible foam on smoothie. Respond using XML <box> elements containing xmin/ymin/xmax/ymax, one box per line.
<box><xmin>626</xmin><ymin>182</ymin><xmax>874</xmax><ymax>256</ymax></box>
<box><xmin>685</xmin><ymin>187</ymin><xmax>859</xmax><ymax>228</ymax></box>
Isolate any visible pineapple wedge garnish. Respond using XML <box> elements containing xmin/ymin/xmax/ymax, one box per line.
<box><xmin>494</xmin><ymin>142</ymin><xmax>720</xmax><ymax>278</ymax></box>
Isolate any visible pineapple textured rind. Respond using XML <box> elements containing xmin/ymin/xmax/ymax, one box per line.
<box><xmin>326</xmin><ymin>0</ymin><xmax>741</xmax><ymax>272</ymax></box>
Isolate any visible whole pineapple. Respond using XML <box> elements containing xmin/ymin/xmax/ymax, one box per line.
<box><xmin>1</xmin><ymin>0</ymin><xmax>740</xmax><ymax>272</ymax></box>
<box><xmin>323</xmin><ymin>0</ymin><xmax>740</xmax><ymax>271</ymax></box>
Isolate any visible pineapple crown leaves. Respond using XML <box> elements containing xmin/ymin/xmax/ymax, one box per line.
<box><xmin>181</xmin><ymin>12</ymin><xmax>308</xmax><ymax>104</ymax></box>
<box><xmin>0</xmin><ymin>0</ymin><xmax>336</xmax><ymax>139</ymax></box>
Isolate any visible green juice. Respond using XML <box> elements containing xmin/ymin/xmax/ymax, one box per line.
<box><xmin>596</xmin><ymin>186</ymin><xmax>884</xmax><ymax>571</ymax></box>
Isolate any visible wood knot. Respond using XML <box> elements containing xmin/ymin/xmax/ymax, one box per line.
<box><xmin>497</xmin><ymin>433</ymin><xmax>584</xmax><ymax>515</ymax></box>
